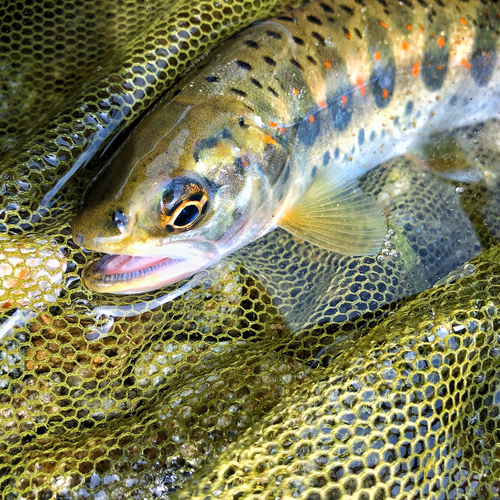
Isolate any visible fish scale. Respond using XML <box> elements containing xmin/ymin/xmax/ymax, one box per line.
<box><xmin>73</xmin><ymin>0</ymin><xmax>500</xmax><ymax>294</ymax></box>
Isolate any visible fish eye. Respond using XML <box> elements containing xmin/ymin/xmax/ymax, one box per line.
<box><xmin>159</xmin><ymin>177</ymin><xmax>209</xmax><ymax>232</ymax></box>
<box><xmin>172</xmin><ymin>202</ymin><xmax>201</xmax><ymax>228</ymax></box>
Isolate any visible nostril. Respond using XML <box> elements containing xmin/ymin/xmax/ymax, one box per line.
<box><xmin>73</xmin><ymin>233</ymin><xmax>84</xmax><ymax>246</ymax></box>
<box><xmin>112</xmin><ymin>210</ymin><xmax>129</xmax><ymax>227</ymax></box>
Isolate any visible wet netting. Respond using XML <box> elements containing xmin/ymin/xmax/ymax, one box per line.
<box><xmin>0</xmin><ymin>1</ymin><xmax>499</xmax><ymax>499</ymax></box>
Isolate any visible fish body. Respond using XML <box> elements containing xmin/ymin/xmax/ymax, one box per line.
<box><xmin>73</xmin><ymin>0</ymin><xmax>500</xmax><ymax>294</ymax></box>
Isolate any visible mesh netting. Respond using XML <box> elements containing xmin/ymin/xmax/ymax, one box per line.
<box><xmin>0</xmin><ymin>1</ymin><xmax>499</xmax><ymax>499</ymax></box>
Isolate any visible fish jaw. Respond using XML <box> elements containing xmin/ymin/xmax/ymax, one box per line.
<box><xmin>82</xmin><ymin>245</ymin><xmax>219</xmax><ymax>295</ymax></box>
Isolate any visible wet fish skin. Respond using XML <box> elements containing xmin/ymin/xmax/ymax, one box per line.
<box><xmin>73</xmin><ymin>0</ymin><xmax>500</xmax><ymax>294</ymax></box>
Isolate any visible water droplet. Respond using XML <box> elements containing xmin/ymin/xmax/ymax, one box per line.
<box><xmin>456</xmin><ymin>186</ymin><xmax>464</xmax><ymax>194</ymax></box>
<box><xmin>389</xmin><ymin>250</ymin><xmax>400</xmax><ymax>260</ymax></box>
<box><xmin>464</xmin><ymin>263</ymin><xmax>476</xmax><ymax>275</ymax></box>
<box><xmin>377</xmin><ymin>255</ymin><xmax>386</xmax><ymax>264</ymax></box>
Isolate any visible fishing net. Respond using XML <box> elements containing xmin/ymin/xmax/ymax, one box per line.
<box><xmin>0</xmin><ymin>1</ymin><xmax>499</xmax><ymax>499</ymax></box>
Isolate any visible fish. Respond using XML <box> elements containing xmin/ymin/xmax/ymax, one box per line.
<box><xmin>72</xmin><ymin>0</ymin><xmax>500</xmax><ymax>294</ymax></box>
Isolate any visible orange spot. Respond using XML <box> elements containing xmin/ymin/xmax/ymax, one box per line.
<box><xmin>438</xmin><ymin>37</ymin><xmax>445</xmax><ymax>48</ymax></box>
<box><xmin>319</xmin><ymin>100</ymin><xmax>327</xmax><ymax>108</ymax></box>
<box><xmin>380</xmin><ymin>21</ymin><xmax>387</xmax><ymax>28</ymax></box>
<box><xmin>461</xmin><ymin>57</ymin><xmax>472</xmax><ymax>69</ymax></box>
<box><xmin>382</xmin><ymin>88</ymin><xmax>388</xmax><ymax>99</ymax></box>
<box><xmin>374</xmin><ymin>52</ymin><xmax>381</xmax><ymax>61</ymax></box>
<box><xmin>402</xmin><ymin>41</ymin><xmax>409</xmax><ymax>51</ymax></box>
<box><xmin>280</xmin><ymin>126</ymin><xmax>286</xmax><ymax>133</ymax></box>
<box><xmin>292</xmin><ymin>87</ymin><xmax>299</xmax><ymax>96</ymax></box>
<box><xmin>308</xmin><ymin>115</ymin><xmax>315</xmax><ymax>123</ymax></box>
<box><xmin>242</xmin><ymin>159</ymin><xmax>248</xmax><ymax>168</ymax></box>
<box><xmin>325</xmin><ymin>61</ymin><xmax>331</xmax><ymax>68</ymax></box>
<box><xmin>356</xmin><ymin>77</ymin><xmax>366</xmax><ymax>96</ymax></box>
<box><xmin>412</xmin><ymin>61</ymin><xmax>420</xmax><ymax>77</ymax></box>
<box><xmin>341</xmin><ymin>95</ymin><xmax>347</xmax><ymax>106</ymax></box>
<box><xmin>345</xmin><ymin>30</ymin><xmax>351</xmax><ymax>40</ymax></box>
<box><xmin>269</xmin><ymin>121</ymin><xmax>278</xmax><ymax>128</ymax></box>
<box><xmin>263</xmin><ymin>135</ymin><xmax>276</xmax><ymax>145</ymax></box>
<box><xmin>460</xmin><ymin>17</ymin><xmax>467</xmax><ymax>25</ymax></box>
<box><xmin>407</xmin><ymin>24</ymin><xmax>412</xmax><ymax>31</ymax></box>
<box><xmin>419</xmin><ymin>25</ymin><xmax>424</xmax><ymax>33</ymax></box>
<box><xmin>437</xmin><ymin>65</ymin><xmax>442</xmax><ymax>70</ymax></box>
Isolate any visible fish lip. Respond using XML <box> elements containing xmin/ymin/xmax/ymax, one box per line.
<box><xmin>82</xmin><ymin>249</ymin><xmax>216</xmax><ymax>295</ymax></box>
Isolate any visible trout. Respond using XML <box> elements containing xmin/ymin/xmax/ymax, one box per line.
<box><xmin>73</xmin><ymin>0</ymin><xmax>500</xmax><ymax>294</ymax></box>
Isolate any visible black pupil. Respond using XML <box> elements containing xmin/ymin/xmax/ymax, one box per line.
<box><xmin>174</xmin><ymin>204</ymin><xmax>200</xmax><ymax>227</ymax></box>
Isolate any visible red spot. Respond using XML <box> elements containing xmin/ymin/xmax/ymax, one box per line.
<box><xmin>280</xmin><ymin>126</ymin><xmax>286</xmax><ymax>133</ymax></box>
<box><xmin>263</xmin><ymin>135</ymin><xmax>277</xmax><ymax>145</ymax></box>
<box><xmin>269</xmin><ymin>121</ymin><xmax>278</xmax><ymax>128</ymax></box>
<box><xmin>460</xmin><ymin>17</ymin><xmax>467</xmax><ymax>25</ymax></box>
<box><xmin>407</xmin><ymin>24</ymin><xmax>412</xmax><ymax>31</ymax></box>
<box><xmin>437</xmin><ymin>65</ymin><xmax>442</xmax><ymax>71</ymax></box>
<box><xmin>308</xmin><ymin>115</ymin><xmax>315</xmax><ymax>123</ymax></box>
<box><xmin>461</xmin><ymin>57</ymin><xmax>472</xmax><ymax>69</ymax></box>
<box><xmin>341</xmin><ymin>95</ymin><xmax>347</xmax><ymax>106</ymax></box>
<box><xmin>345</xmin><ymin>30</ymin><xmax>351</xmax><ymax>40</ymax></box>
<box><xmin>242</xmin><ymin>159</ymin><xmax>248</xmax><ymax>168</ymax></box>
<box><xmin>438</xmin><ymin>37</ymin><xmax>445</xmax><ymax>48</ymax></box>
<box><xmin>419</xmin><ymin>25</ymin><xmax>424</xmax><ymax>33</ymax></box>
<box><xmin>382</xmin><ymin>88</ymin><xmax>388</xmax><ymax>99</ymax></box>
<box><xmin>325</xmin><ymin>61</ymin><xmax>331</xmax><ymax>68</ymax></box>
<box><xmin>412</xmin><ymin>61</ymin><xmax>420</xmax><ymax>77</ymax></box>
<box><xmin>374</xmin><ymin>52</ymin><xmax>381</xmax><ymax>61</ymax></box>
<box><xmin>319</xmin><ymin>100</ymin><xmax>327</xmax><ymax>108</ymax></box>
<box><xmin>402</xmin><ymin>41</ymin><xmax>409</xmax><ymax>51</ymax></box>
<box><xmin>356</xmin><ymin>77</ymin><xmax>366</xmax><ymax>96</ymax></box>
<box><xmin>292</xmin><ymin>87</ymin><xmax>299</xmax><ymax>96</ymax></box>
<box><xmin>380</xmin><ymin>21</ymin><xmax>387</xmax><ymax>28</ymax></box>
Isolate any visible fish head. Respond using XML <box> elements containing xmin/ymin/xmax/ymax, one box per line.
<box><xmin>73</xmin><ymin>99</ymin><xmax>289</xmax><ymax>294</ymax></box>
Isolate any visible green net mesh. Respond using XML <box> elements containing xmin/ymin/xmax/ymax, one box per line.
<box><xmin>0</xmin><ymin>1</ymin><xmax>499</xmax><ymax>499</ymax></box>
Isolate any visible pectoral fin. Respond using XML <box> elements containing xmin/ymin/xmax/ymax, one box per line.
<box><xmin>278</xmin><ymin>170</ymin><xmax>387</xmax><ymax>255</ymax></box>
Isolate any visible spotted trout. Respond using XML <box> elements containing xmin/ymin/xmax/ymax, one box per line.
<box><xmin>73</xmin><ymin>0</ymin><xmax>500</xmax><ymax>294</ymax></box>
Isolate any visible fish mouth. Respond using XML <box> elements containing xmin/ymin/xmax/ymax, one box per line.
<box><xmin>83</xmin><ymin>253</ymin><xmax>211</xmax><ymax>294</ymax></box>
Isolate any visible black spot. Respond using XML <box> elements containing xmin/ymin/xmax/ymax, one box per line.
<box><xmin>370</xmin><ymin>58</ymin><xmax>396</xmax><ymax>108</ymax></box>
<box><xmin>470</xmin><ymin>48</ymin><xmax>497</xmax><ymax>87</ymax></box>
<box><xmin>323</xmin><ymin>151</ymin><xmax>330</xmax><ymax>166</ymax></box>
<box><xmin>263</xmin><ymin>56</ymin><xmax>276</xmax><ymax>67</ymax></box>
<box><xmin>268</xmin><ymin>86</ymin><xmax>279</xmax><ymax>97</ymax></box>
<box><xmin>416</xmin><ymin>0</ymin><xmax>427</xmax><ymax>6</ymax></box>
<box><xmin>358</xmin><ymin>128</ymin><xmax>365</xmax><ymax>146</ymax></box>
<box><xmin>188</xmin><ymin>193</ymin><xmax>204</xmax><ymax>202</ymax></box>
<box><xmin>236</xmin><ymin>60</ymin><xmax>252</xmax><ymax>70</ymax></box>
<box><xmin>251</xmin><ymin>78</ymin><xmax>263</xmax><ymax>89</ymax></box>
<box><xmin>330</xmin><ymin>86</ymin><xmax>353</xmax><ymax>131</ymax></box>
<box><xmin>244</xmin><ymin>40</ymin><xmax>259</xmax><ymax>49</ymax></box>
<box><xmin>238</xmin><ymin>117</ymin><xmax>247</xmax><ymax>127</ymax></box>
<box><xmin>172</xmin><ymin>88</ymin><xmax>182</xmax><ymax>97</ymax></box>
<box><xmin>297</xmin><ymin>112</ymin><xmax>321</xmax><ymax>146</ymax></box>
<box><xmin>393</xmin><ymin>116</ymin><xmax>399</xmax><ymax>126</ymax></box>
<box><xmin>165</xmin><ymin>225</ymin><xmax>175</xmax><ymax>233</ymax></box>
<box><xmin>307</xmin><ymin>55</ymin><xmax>317</xmax><ymax>65</ymax></box>
<box><xmin>400</xmin><ymin>0</ymin><xmax>413</xmax><ymax>7</ymax></box>
<box><xmin>307</xmin><ymin>14</ymin><xmax>322</xmax><ymax>25</ymax></box>
<box><xmin>334</xmin><ymin>147</ymin><xmax>340</xmax><ymax>159</ymax></box>
<box><xmin>292</xmin><ymin>36</ymin><xmax>305</xmax><ymax>45</ymax></box>
<box><xmin>266</xmin><ymin>30</ymin><xmax>282</xmax><ymax>39</ymax></box>
<box><xmin>231</xmin><ymin>88</ymin><xmax>247</xmax><ymax>98</ymax></box>
<box><xmin>282</xmin><ymin>162</ymin><xmax>291</xmax><ymax>184</ymax></box>
<box><xmin>369</xmin><ymin>130</ymin><xmax>376</xmax><ymax>141</ymax></box>
<box><xmin>311</xmin><ymin>166</ymin><xmax>318</xmax><ymax>178</ymax></box>
<box><xmin>277</xmin><ymin>15</ymin><xmax>294</xmax><ymax>22</ymax></box>
<box><xmin>340</xmin><ymin>5</ymin><xmax>355</xmax><ymax>15</ymax></box>
<box><xmin>405</xmin><ymin>100</ymin><xmax>414</xmax><ymax>115</ymax></box>
<box><xmin>290</xmin><ymin>58</ymin><xmax>303</xmax><ymax>70</ymax></box>
<box><xmin>320</xmin><ymin>2</ymin><xmax>334</xmax><ymax>14</ymax></box>
<box><xmin>355</xmin><ymin>28</ymin><xmax>362</xmax><ymax>39</ymax></box>
<box><xmin>205</xmin><ymin>76</ymin><xmax>218</xmax><ymax>83</ymax></box>
<box><xmin>312</xmin><ymin>32</ymin><xmax>326</xmax><ymax>44</ymax></box>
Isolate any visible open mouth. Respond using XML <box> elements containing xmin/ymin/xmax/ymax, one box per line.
<box><xmin>87</xmin><ymin>254</ymin><xmax>175</xmax><ymax>284</ymax></box>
